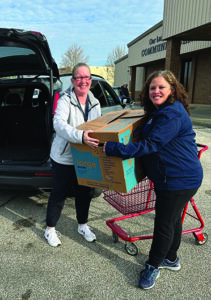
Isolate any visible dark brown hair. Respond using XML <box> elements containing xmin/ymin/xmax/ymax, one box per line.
<box><xmin>139</xmin><ymin>70</ymin><xmax>190</xmax><ymax>115</ymax></box>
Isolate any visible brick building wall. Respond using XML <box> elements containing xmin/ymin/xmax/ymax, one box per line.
<box><xmin>193</xmin><ymin>49</ymin><xmax>211</xmax><ymax>104</ymax></box>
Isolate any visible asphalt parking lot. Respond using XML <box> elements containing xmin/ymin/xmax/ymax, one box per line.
<box><xmin>0</xmin><ymin>105</ymin><xmax>211</xmax><ymax>300</ymax></box>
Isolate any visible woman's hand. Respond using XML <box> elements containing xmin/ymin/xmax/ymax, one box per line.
<box><xmin>83</xmin><ymin>130</ymin><xmax>99</xmax><ymax>149</ymax></box>
<box><xmin>103</xmin><ymin>142</ymin><xmax>107</xmax><ymax>153</ymax></box>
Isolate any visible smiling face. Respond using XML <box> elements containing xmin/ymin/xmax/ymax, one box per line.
<box><xmin>149</xmin><ymin>76</ymin><xmax>172</xmax><ymax>108</ymax></box>
<box><xmin>71</xmin><ymin>66</ymin><xmax>92</xmax><ymax>97</ymax></box>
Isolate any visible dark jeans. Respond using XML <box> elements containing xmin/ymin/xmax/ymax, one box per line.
<box><xmin>46</xmin><ymin>159</ymin><xmax>93</xmax><ymax>227</ymax></box>
<box><xmin>148</xmin><ymin>188</ymin><xmax>198</xmax><ymax>268</ymax></box>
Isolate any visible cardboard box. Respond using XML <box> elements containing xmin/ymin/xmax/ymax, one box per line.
<box><xmin>70</xmin><ymin>110</ymin><xmax>147</xmax><ymax>193</ymax></box>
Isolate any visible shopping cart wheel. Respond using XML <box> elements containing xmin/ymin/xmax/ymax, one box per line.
<box><xmin>125</xmin><ymin>242</ymin><xmax>138</xmax><ymax>256</ymax></box>
<box><xmin>194</xmin><ymin>232</ymin><xmax>208</xmax><ymax>245</ymax></box>
<box><xmin>112</xmin><ymin>231</ymin><xmax>119</xmax><ymax>243</ymax></box>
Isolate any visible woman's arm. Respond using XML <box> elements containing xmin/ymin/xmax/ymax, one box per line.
<box><xmin>104</xmin><ymin>113</ymin><xmax>181</xmax><ymax>159</ymax></box>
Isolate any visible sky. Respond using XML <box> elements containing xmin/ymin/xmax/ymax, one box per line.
<box><xmin>1</xmin><ymin>0</ymin><xmax>164</xmax><ymax>67</ymax></box>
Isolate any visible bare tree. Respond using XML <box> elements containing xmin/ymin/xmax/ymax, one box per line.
<box><xmin>60</xmin><ymin>44</ymin><xmax>89</xmax><ymax>71</ymax></box>
<box><xmin>106</xmin><ymin>45</ymin><xmax>127</xmax><ymax>66</ymax></box>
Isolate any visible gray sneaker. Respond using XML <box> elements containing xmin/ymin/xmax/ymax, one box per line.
<box><xmin>78</xmin><ymin>224</ymin><xmax>96</xmax><ymax>242</ymax></box>
<box><xmin>159</xmin><ymin>257</ymin><xmax>181</xmax><ymax>271</ymax></box>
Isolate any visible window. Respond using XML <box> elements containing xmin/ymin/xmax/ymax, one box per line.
<box><xmin>90</xmin><ymin>81</ymin><xmax>107</xmax><ymax>107</ymax></box>
<box><xmin>100</xmin><ymin>82</ymin><xmax>120</xmax><ymax>106</ymax></box>
<box><xmin>104</xmin><ymin>89</ymin><xmax>115</xmax><ymax>106</ymax></box>
<box><xmin>181</xmin><ymin>59</ymin><xmax>192</xmax><ymax>92</ymax></box>
<box><xmin>0</xmin><ymin>46</ymin><xmax>34</xmax><ymax>59</ymax></box>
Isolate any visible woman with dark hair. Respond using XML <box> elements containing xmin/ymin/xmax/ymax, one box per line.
<box><xmin>103</xmin><ymin>70</ymin><xmax>203</xmax><ymax>289</ymax></box>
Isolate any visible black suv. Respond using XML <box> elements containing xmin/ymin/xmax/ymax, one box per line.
<box><xmin>0</xmin><ymin>28</ymin><xmax>126</xmax><ymax>191</ymax></box>
<box><xmin>0</xmin><ymin>28</ymin><xmax>62</xmax><ymax>190</ymax></box>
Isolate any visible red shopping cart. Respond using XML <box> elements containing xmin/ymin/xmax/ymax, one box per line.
<box><xmin>103</xmin><ymin>144</ymin><xmax>208</xmax><ymax>255</ymax></box>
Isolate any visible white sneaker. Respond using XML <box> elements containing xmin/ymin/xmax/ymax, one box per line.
<box><xmin>44</xmin><ymin>228</ymin><xmax>61</xmax><ymax>247</ymax></box>
<box><xmin>78</xmin><ymin>224</ymin><xmax>96</xmax><ymax>242</ymax></box>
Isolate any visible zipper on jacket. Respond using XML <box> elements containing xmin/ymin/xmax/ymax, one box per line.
<box><xmin>60</xmin><ymin>142</ymin><xmax>69</xmax><ymax>155</ymax></box>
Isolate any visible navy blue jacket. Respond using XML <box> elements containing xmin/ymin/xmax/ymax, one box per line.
<box><xmin>105</xmin><ymin>101</ymin><xmax>203</xmax><ymax>190</ymax></box>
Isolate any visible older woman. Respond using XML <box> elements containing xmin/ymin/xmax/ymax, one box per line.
<box><xmin>45</xmin><ymin>63</ymin><xmax>101</xmax><ymax>247</ymax></box>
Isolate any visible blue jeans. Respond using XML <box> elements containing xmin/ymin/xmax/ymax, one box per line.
<box><xmin>46</xmin><ymin>159</ymin><xmax>93</xmax><ymax>227</ymax></box>
<box><xmin>148</xmin><ymin>188</ymin><xmax>198</xmax><ymax>268</ymax></box>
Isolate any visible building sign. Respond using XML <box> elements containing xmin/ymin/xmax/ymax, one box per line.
<box><xmin>141</xmin><ymin>36</ymin><xmax>167</xmax><ymax>57</ymax></box>
<box><xmin>181</xmin><ymin>40</ymin><xmax>192</xmax><ymax>44</ymax></box>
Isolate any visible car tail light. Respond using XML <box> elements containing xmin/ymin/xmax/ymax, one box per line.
<box><xmin>35</xmin><ymin>173</ymin><xmax>53</xmax><ymax>176</ymax></box>
<box><xmin>31</xmin><ymin>31</ymin><xmax>41</xmax><ymax>34</ymax></box>
<box><xmin>53</xmin><ymin>92</ymin><xmax>60</xmax><ymax>115</ymax></box>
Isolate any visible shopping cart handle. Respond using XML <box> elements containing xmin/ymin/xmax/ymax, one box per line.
<box><xmin>196</xmin><ymin>143</ymin><xmax>208</xmax><ymax>160</ymax></box>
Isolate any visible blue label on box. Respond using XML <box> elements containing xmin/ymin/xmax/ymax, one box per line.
<box><xmin>71</xmin><ymin>148</ymin><xmax>103</xmax><ymax>181</ymax></box>
<box><xmin>122</xmin><ymin>158</ymin><xmax>137</xmax><ymax>192</ymax></box>
<box><xmin>119</xmin><ymin>129</ymin><xmax>131</xmax><ymax>145</ymax></box>
<box><xmin>118</xmin><ymin>129</ymin><xmax>138</xmax><ymax>191</ymax></box>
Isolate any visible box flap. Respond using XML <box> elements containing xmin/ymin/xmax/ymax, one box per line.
<box><xmin>77</xmin><ymin>110</ymin><xmax>130</xmax><ymax>131</ymax></box>
<box><xmin>98</xmin><ymin>110</ymin><xmax>128</xmax><ymax>123</ymax></box>
<box><xmin>77</xmin><ymin>110</ymin><xmax>147</xmax><ymax>135</ymax></box>
<box><xmin>120</xmin><ymin>110</ymin><xmax>146</xmax><ymax>118</ymax></box>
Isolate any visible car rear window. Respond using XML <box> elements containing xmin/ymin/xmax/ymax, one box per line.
<box><xmin>0</xmin><ymin>46</ymin><xmax>34</xmax><ymax>58</ymax></box>
<box><xmin>0</xmin><ymin>43</ymin><xmax>42</xmax><ymax>76</ymax></box>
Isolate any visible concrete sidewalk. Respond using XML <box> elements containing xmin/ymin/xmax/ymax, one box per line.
<box><xmin>190</xmin><ymin>104</ymin><xmax>211</xmax><ymax>128</ymax></box>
